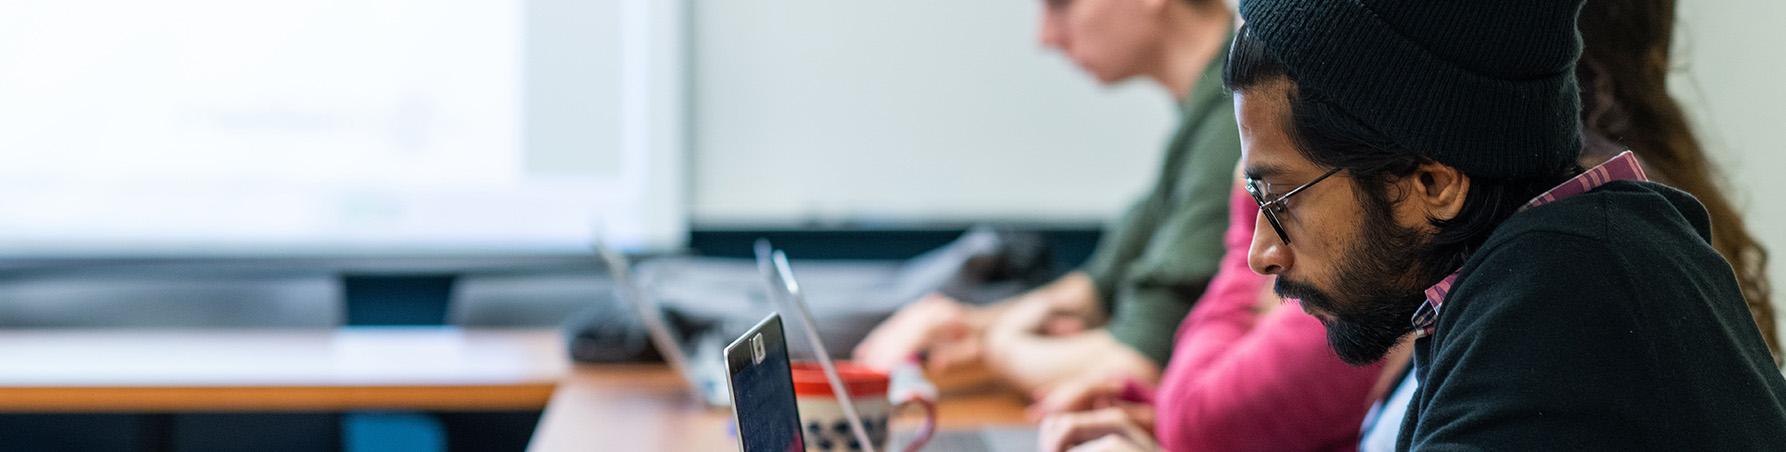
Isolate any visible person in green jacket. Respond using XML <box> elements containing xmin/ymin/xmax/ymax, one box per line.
<box><xmin>853</xmin><ymin>0</ymin><xmax>1241</xmax><ymax>397</ymax></box>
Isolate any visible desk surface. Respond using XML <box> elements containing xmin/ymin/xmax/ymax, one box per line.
<box><xmin>528</xmin><ymin>364</ymin><xmax>1033</xmax><ymax>452</ymax></box>
<box><xmin>0</xmin><ymin>328</ymin><xmax>567</xmax><ymax>412</ymax></box>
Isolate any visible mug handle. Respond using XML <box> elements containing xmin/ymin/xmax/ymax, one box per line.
<box><xmin>892</xmin><ymin>397</ymin><xmax>938</xmax><ymax>452</ymax></box>
<box><xmin>887</xmin><ymin>361</ymin><xmax>940</xmax><ymax>452</ymax></box>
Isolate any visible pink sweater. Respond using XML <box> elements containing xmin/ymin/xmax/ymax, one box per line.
<box><xmin>1139</xmin><ymin>185</ymin><xmax>1383</xmax><ymax>452</ymax></box>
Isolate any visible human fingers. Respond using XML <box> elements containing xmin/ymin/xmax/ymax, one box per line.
<box><xmin>1027</xmin><ymin>376</ymin><xmax>1120</xmax><ymax>421</ymax></box>
<box><xmin>1037</xmin><ymin>408</ymin><xmax>1132</xmax><ymax>452</ymax></box>
<box><xmin>1065</xmin><ymin>435</ymin><xmax>1149</xmax><ymax>452</ymax></box>
<box><xmin>853</xmin><ymin>295</ymin><xmax>969</xmax><ymax>370</ymax></box>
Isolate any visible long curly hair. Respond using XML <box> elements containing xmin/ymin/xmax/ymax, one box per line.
<box><xmin>1576</xmin><ymin>0</ymin><xmax>1778</xmax><ymax>360</ymax></box>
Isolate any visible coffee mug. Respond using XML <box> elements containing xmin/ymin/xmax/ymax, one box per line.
<box><xmin>791</xmin><ymin>361</ymin><xmax>937</xmax><ymax>452</ymax></box>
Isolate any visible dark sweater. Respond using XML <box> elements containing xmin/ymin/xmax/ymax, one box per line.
<box><xmin>1398</xmin><ymin>180</ymin><xmax>1786</xmax><ymax>451</ymax></box>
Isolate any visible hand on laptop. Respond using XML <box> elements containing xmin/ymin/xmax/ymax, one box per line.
<box><xmin>1038</xmin><ymin>406</ymin><xmax>1160</xmax><ymax>452</ymax></box>
<box><xmin>1061</xmin><ymin>436</ymin><xmax>1158</xmax><ymax>452</ymax></box>
<box><xmin>853</xmin><ymin>294</ymin><xmax>987</xmax><ymax>372</ymax></box>
<box><xmin>1027</xmin><ymin>374</ymin><xmax>1128</xmax><ymax>421</ymax></box>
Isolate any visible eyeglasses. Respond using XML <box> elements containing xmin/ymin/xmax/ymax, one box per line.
<box><xmin>1245</xmin><ymin>167</ymin><xmax>1343</xmax><ymax>244</ymax></box>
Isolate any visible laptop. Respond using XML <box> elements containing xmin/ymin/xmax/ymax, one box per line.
<box><xmin>735</xmin><ymin>241</ymin><xmax>1038</xmax><ymax>452</ymax></box>
<box><xmin>595</xmin><ymin>241</ymin><xmax>730</xmax><ymax>407</ymax></box>
<box><xmin>723</xmin><ymin>313</ymin><xmax>807</xmax><ymax>452</ymax></box>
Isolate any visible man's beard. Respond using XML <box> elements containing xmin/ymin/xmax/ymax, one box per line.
<box><xmin>1276</xmin><ymin>194</ymin><xmax>1437</xmax><ymax>366</ymax></box>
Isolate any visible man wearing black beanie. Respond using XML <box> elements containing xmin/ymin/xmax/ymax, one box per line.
<box><xmin>1214</xmin><ymin>0</ymin><xmax>1786</xmax><ymax>451</ymax></box>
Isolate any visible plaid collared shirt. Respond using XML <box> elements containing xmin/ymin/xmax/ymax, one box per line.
<box><xmin>1410</xmin><ymin>151</ymin><xmax>1650</xmax><ymax>338</ymax></box>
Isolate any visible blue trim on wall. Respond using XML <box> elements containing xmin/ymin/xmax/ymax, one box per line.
<box><xmin>686</xmin><ymin>227</ymin><xmax>1102</xmax><ymax>269</ymax></box>
<box><xmin>343</xmin><ymin>275</ymin><xmax>456</xmax><ymax>326</ymax></box>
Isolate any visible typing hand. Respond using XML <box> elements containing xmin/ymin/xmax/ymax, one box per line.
<box><xmin>996</xmin><ymin>292</ymin><xmax>1093</xmax><ymax>338</ymax></box>
<box><xmin>1063</xmin><ymin>435</ymin><xmax>1156</xmax><ymax>452</ymax></box>
<box><xmin>1038</xmin><ymin>407</ymin><xmax>1161</xmax><ymax>452</ymax></box>
<box><xmin>1027</xmin><ymin>374</ymin><xmax>1126</xmax><ymax>421</ymax></box>
<box><xmin>852</xmin><ymin>294</ymin><xmax>982</xmax><ymax>372</ymax></box>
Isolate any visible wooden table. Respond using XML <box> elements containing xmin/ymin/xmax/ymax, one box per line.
<box><xmin>527</xmin><ymin>364</ymin><xmax>1033</xmax><ymax>451</ymax></box>
<box><xmin>0</xmin><ymin>328</ymin><xmax>1029</xmax><ymax>449</ymax></box>
<box><xmin>0</xmin><ymin>328</ymin><xmax>568</xmax><ymax>412</ymax></box>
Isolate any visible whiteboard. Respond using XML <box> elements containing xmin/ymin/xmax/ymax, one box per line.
<box><xmin>0</xmin><ymin>0</ymin><xmax>685</xmax><ymax>256</ymax></box>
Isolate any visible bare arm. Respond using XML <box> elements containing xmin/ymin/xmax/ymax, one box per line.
<box><xmin>853</xmin><ymin>272</ymin><xmax>1106</xmax><ymax>372</ymax></box>
<box><xmin>980</xmin><ymin>278</ymin><xmax>1161</xmax><ymax>394</ymax></box>
<box><xmin>998</xmin><ymin>272</ymin><xmax>1107</xmax><ymax>330</ymax></box>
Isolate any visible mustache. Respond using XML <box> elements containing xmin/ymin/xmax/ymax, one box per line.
<box><xmin>1275</xmin><ymin>276</ymin><xmax>1336</xmax><ymax>312</ymax></box>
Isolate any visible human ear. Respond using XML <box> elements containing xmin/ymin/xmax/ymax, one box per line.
<box><xmin>1414</xmin><ymin>162</ymin><xmax>1469</xmax><ymax>222</ymax></box>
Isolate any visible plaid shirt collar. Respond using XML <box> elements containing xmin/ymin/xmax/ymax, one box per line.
<box><xmin>1410</xmin><ymin>151</ymin><xmax>1649</xmax><ymax>338</ymax></box>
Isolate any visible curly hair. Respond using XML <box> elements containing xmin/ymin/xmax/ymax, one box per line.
<box><xmin>1576</xmin><ymin>0</ymin><xmax>1777</xmax><ymax>360</ymax></box>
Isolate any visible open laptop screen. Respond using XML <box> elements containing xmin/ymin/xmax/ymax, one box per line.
<box><xmin>725</xmin><ymin>314</ymin><xmax>804</xmax><ymax>452</ymax></box>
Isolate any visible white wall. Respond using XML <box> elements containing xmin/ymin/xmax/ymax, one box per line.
<box><xmin>1673</xmin><ymin>0</ymin><xmax>1786</xmax><ymax>340</ymax></box>
<box><xmin>684</xmin><ymin>0</ymin><xmax>1786</xmax><ymax>335</ymax></box>
<box><xmin>688</xmin><ymin>0</ymin><xmax>1176</xmax><ymax>226</ymax></box>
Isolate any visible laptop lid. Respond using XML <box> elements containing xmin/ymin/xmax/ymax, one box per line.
<box><xmin>595</xmin><ymin>241</ymin><xmax>726</xmax><ymax>406</ymax></box>
<box><xmin>754</xmin><ymin>240</ymin><xmax>881</xmax><ymax>452</ymax></box>
<box><xmin>724</xmin><ymin>313</ymin><xmax>806</xmax><ymax>452</ymax></box>
<box><xmin>749</xmin><ymin>242</ymin><xmax>1031</xmax><ymax>452</ymax></box>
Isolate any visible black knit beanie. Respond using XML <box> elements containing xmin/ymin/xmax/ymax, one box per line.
<box><xmin>1238</xmin><ymin>0</ymin><xmax>1587</xmax><ymax>179</ymax></box>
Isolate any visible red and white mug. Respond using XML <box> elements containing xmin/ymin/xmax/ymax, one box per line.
<box><xmin>791</xmin><ymin>361</ymin><xmax>937</xmax><ymax>452</ymax></box>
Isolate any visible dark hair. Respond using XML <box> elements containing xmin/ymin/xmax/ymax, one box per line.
<box><xmin>1577</xmin><ymin>0</ymin><xmax>1776</xmax><ymax>359</ymax></box>
<box><xmin>1223</xmin><ymin>25</ymin><xmax>1579</xmax><ymax>285</ymax></box>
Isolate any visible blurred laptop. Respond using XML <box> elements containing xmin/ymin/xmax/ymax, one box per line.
<box><xmin>595</xmin><ymin>241</ymin><xmax>730</xmax><ymax>407</ymax></box>
<box><xmin>723</xmin><ymin>313</ymin><xmax>807</xmax><ymax>452</ymax></box>
<box><xmin>753</xmin><ymin>241</ymin><xmax>1038</xmax><ymax>452</ymax></box>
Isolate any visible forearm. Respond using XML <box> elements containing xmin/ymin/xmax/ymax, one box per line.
<box><xmin>974</xmin><ymin>272</ymin><xmax>1103</xmax><ymax>333</ymax></box>
<box><xmin>982</xmin><ymin>328</ymin><xmax>1160</xmax><ymax>394</ymax></box>
<box><xmin>856</xmin><ymin>272</ymin><xmax>1106</xmax><ymax>373</ymax></box>
<box><xmin>1019</xmin><ymin>272</ymin><xmax>1104</xmax><ymax>322</ymax></box>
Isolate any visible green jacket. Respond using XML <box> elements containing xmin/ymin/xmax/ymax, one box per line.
<box><xmin>1079</xmin><ymin>34</ymin><xmax>1242</xmax><ymax>366</ymax></box>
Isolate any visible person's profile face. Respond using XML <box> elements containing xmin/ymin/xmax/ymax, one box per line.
<box><xmin>1036</xmin><ymin>0</ymin><xmax>1161</xmax><ymax>84</ymax></box>
<box><xmin>1234</xmin><ymin>80</ymin><xmax>1427</xmax><ymax>365</ymax></box>
<box><xmin>1234</xmin><ymin>80</ymin><xmax>1358</xmax><ymax>313</ymax></box>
